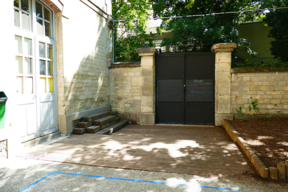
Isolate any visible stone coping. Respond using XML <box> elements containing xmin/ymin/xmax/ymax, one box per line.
<box><xmin>136</xmin><ymin>47</ymin><xmax>156</xmax><ymax>54</ymax></box>
<box><xmin>111</xmin><ymin>62</ymin><xmax>141</xmax><ymax>68</ymax></box>
<box><xmin>211</xmin><ymin>43</ymin><xmax>237</xmax><ymax>52</ymax></box>
<box><xmin>231</xmin><ymin>67</ymin><xmax>288</xmax><ymax>73</ymax></box>
<box><xmin>223</xmin><ymin>119</ymin><xmax>269</xmax><ymax>178</ymax></box>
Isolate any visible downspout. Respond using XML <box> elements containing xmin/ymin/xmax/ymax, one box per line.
<box><xmin>109</xmin><ymin>19</ymin><xmax>116</xmax><ymax>69</ymax></box>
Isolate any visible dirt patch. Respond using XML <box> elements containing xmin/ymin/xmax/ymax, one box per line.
<box><xmin>229</xmin><ymin>117</ymin><xmax>288</xmax><ymax>168</ymax></box>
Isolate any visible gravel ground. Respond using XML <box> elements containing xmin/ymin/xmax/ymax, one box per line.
<box><xmin>0</xmin><ymin>158</ymin><xmax>287</xmax><ymax>192</ymax></box>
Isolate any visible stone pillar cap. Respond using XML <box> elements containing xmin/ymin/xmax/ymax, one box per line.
<box><xmin>136</xmin><ymin>48</ymin><xmax>156</xmax><ymax>56</ymax></box>
<box><xmin>211</xmin><ymin>43</ymin><xmax>237</xmax><ymax>52</ymax></box>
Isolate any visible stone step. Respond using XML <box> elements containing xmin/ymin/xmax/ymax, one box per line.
<box><xmin>73</xmin><ymin>128</ymin><xmax>86</xmax><ymax>135</ymax></box>
<box><xmin>93</xmin><ymin>115</ymin><xmax>117</xmax><ymax>126</ymax></box>
<box><xmin>81</xmin><ymin>111</ymin><xmax>111</xmax><ymax>122</ymax></box>
<box><xmin>77</xmin><ymin>122</ymin><xmax>90</xmax><ymax>128</ymax></box>
<box><xmin>86</xmin><ymin>125</ymin><xmax>101</xmax><ymax>133</ymax></box>
<box><xmin>96</xmin><ymin>120</ymin><xmax>129</xmax><ymax>135</ymax></box>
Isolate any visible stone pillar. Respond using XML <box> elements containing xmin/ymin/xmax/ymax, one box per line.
<box><xmin>211</xmin><ymin>43</ymin><xmax>237</xmax><ymax>126</ymax></box>
<box><xmin>136</xmin><ymin>48</ymin><xmax>157</xmax><ymax>125</ymax></box>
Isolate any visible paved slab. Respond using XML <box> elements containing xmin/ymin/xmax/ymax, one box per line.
<box><xmin>19</xmin><ymin>125</ymin><xmax>254</xmax><ymax>177</ymax></box>
<box><xmin>1</xmin><ymin>158</ymin><xmax>288</xmax><ymax>192</ymax></box>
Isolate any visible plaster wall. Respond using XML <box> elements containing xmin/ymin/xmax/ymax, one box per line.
<box><xmin>0</xmin><ymin>0</ymin><xmax>21</xmax><ymax>159</ymax></box>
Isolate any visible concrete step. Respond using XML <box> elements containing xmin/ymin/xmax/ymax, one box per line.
<box><xmin>81</xmin><ymin>111</ymin><xmax>111</xmax><ymax>122</ymax></box>
<box><xmin>96</xmin><ymin>120</ymin><xmax>129</xmax><ymax>135</ymax></box>
<box><xmin>93</xmin><ymin>115</ymin><xmax>118</xmax><ymax>126</ymax></box>
<box><xmin>73</xmin><ymin>128</ymin><xmax>86</xmax><ymax>135</ymax></box>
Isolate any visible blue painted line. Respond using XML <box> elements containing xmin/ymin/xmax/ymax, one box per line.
<box><xmin>19</xmin><ymin>171</ymin><xmax>240</xmax><ymax>191</ymax></box>
<box><xmin>19</xmin><ymin>172</ymin><xmax>56</xmax><ymax>192</ymax></box>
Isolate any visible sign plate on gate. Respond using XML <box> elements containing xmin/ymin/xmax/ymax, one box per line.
<box><xmin>186</xmin><ymin>79</ymin><xmax>213</xmax><ymax>101</ymax></box>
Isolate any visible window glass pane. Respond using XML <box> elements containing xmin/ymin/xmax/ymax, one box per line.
<box><xmin>24</xmin><ymin>38</ymin><xmax>32</xmax><ymax>56</ymax></box>
<box><xmin>14</xmin><ymin>0</ymin><xmax>19</xmax><ymax>7</ymax></box>
<box><xmin>14</xmin><ymin>9</ymin><xmax>20</xmax><ymax>27</ymax></box>
<box><xmin>15</xmin><ymin>35</ymin><xmax>22</xmax><ymax>54</ymax></box>
<box><xmin>45</xmin><ymin>22</ymin><xmax>51</xmax><ymax>37</ymax></box>
<box><xmin>40</xmin><ymin>77</ymin><xmax>47</xmax><ymax>93</ymax></box>
<box><xmin>39</xmin><ymin>42</ymin><xmax>45</xmax><ymax>58</ymax></box>
<box><xmin>47</xmin><ymin>45</ymin><xmax>53</xmax><ymax>59</ymax></box>
<box><xmin>21</xmin><ymin>0</ymin><xmax>29</xmax><ymax>12</ymax></box>
<box><xmin>48</xmin><ymin>61</ymin><xmax>53</xmax><ymax>76</ymax></box>
<box><xmin>16</xmin><ymin>56</ymin><xmax>23</xmax><ymax>74</ymax></box>
<box><xmin>16</xmin><ymin>76</ymin><xmax>23</xmax><ymax>94</ymax></box>
<box><xmin>36</xmin><ymin>2</ymin><xmax>42</xmax><ymax>18</ymax></box>
<box><xmin>40</xmin><ymin>60</ymin><xmax>46</xmax><ymax>75</ymax></box>
<box><xmin>25</xmin><ymin>58</ymin><xmax>33</xmax><ymax>75</ymax></box>
<box><xmin>48</xmin><ymin>78</ymin><xmax>54</xmax><ymax>93</ymax></box>
<box><xmin>24</xmin><ymin>77</ymin><xmax>33</xmax><ymax>94</ymax></box>
<box><xmin>22</xmin><ymin>12</ymin><xmax>30</xmax><ymax>30</ymax></box>
<box><xmin>44</xmin><ymin>7</ymin><xmax>50</xmax><ymax>21</ymax></box>
<box><xmin>37</xmin><ymin>18</ymin><xmax>44</xmax><ymax>34</ymax></box>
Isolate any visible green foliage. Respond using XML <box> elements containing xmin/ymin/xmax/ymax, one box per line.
<box><xmin>274</xmin><ymin>104</ymin><xmax>282</xmax><ymax>119</ymax></box>
<box><xmin>149</xmin><ymin>0</ymin><xmax>262</xmax><ymax>52</ymax></box>
<box><xmin>113</xmin><ymin>0</ymin><xmax>154</xmax><ymax>61</ymax></box>
<box><xmin>263</xmin><ymin>1</ymin><xmax>288</xmax><ymax>62</ymax></box>
<box><xmin>249</xmin><ymin>97</ymin><xmax>260</xmax><ymax>117</ymax></box>
<box><xmin>233</xmin><ymin>60</ymin><xmax>288</xmax><ymax>68</ymax></box>
<box><xmin>236</xmin><ymin>106</ymin><xmax>245</xmax><ymax>121</ymax></box>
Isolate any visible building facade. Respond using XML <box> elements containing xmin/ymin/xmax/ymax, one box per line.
<box><xmin>0</xmin><ymin>0</ymin><xmax>113</xmax><ymax>158</ymax></box>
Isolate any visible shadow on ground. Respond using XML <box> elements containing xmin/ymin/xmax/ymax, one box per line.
<box><xmin>19</xmin><ymin>125</ymin><xmax>254</xmax><ymax>178</ymax></box>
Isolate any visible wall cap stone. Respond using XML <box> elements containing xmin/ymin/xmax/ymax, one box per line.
<box><xmin>111</xmin><ymin>62</ymin><xmax>141</xmax><ymax>68</ymax></box>
<box><xmin>211</xmin><ymin>43</ymin><xmax>237</xmax><ymax>52</ymax></box>
<box><xmin>231</xmin><ymin>67</ymin><xmax>288</xmax><ymax>73</ymax></box>
<box><xmin>136</xmin><ymin>48</ymin><xmax>156</xmax><ymax>56</ymax></box>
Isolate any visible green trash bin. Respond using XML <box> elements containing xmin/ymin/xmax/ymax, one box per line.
<box><xmin>0</xmin><ymin>92</ymin><xmax>8</xmax><ymax>129</ymax></box>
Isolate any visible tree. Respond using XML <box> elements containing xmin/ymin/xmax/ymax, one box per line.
<box><xmin>149</xmin><ymin>0</ymin><xmax>260</xmax><ymax>52</ymax></box>
<box><xmin>263</xmin><ymin>1</ymin><xmax>288</xmax><ymax>62</ymax></box>
<box><xmin>112</xmin><ymin>0</ymin><xmax>154</xmax><ymax>61</ymax></box>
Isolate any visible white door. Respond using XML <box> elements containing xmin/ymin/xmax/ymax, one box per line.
<box><xmin>15</xmin><ymin>32</ymin><xmax>38</xmax><ymax>141</ymax></box>
<box><xmin>14</xmin><ymin>0</ymin><xmax>58</xmax><ymax>142</ymax></box>
<box><xmin>36</xmin><ymin>38</ymin><xmax>58</xmax><ymax>136</ymax></box>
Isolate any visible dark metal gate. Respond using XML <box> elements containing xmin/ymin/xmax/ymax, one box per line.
<box><xmin>156</xmin><ymin>52</ymin><xmax>215</xmax><ymax>125</ymax></box>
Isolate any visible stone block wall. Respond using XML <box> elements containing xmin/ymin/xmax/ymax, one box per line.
<box><xmin>109</xmin><ymin>64</ymin><xmax>142</xmax><ymax>123</ymax></box>
<box><xmin>57</xmin><ymin>0</ymin><xmax>113</xmax><ymax>135</ymax></box>
<box><xmin>60</xmin><ymin>0</ymin><xmax>112</xmax><ymax>115</ymax></box>
<box><xmin>231</xmin><ymin>71</ymin><xmax>288</xmax><ymax>117</ymax></box>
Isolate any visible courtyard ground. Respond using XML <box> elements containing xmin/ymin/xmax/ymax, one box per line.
<box><xmin>1</xmin><ymin>125</ymin><xmax>287</xmax><ymax>191</ymax></box>
<box><xmin>19</xmin><ymin>125</ymin><xmax>252</xmax><ymax>177</ymax></box>
<box><xmin>1</xmin><ymin>158</ymin><xmax>288</xmax><ymax>192</ymax></box>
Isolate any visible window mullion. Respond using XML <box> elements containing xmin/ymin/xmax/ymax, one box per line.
<box><xmin>32</xmin><ymin>0</ymin><xmax>37</xmax><ymax>34</ymax></box>
<box><xmin>42</xmin><ymin>5</ymin><xmax>45</xmax><ymax>35</ymax></box>
<box><xmin>29</xmin><ymin>0</ymin><xmax>32</xmax><ymax>31</ymax></box>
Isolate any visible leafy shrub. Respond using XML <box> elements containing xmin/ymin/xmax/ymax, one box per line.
<box><xmin>233</xmin><ymin>60</ymin><xmax>288</xmax><ymax>68</ymax></box>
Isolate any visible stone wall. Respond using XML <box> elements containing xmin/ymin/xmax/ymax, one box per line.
<box><xmin>57</xmin><ymin>0</ymin><xmax>113</xmax><ymax>135</ymax></box>
<box><xmin>109</xmin><ymin>64</ymin><xmax>142</xmax><ymax>123</ymax></box>
<box><xmin>231</xmin><ymin>70</ymin><xmax>288</xmax><ymax>118</ymax></box>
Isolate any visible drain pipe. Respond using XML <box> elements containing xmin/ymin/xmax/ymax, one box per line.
<box><xmin>109</xmin><ymin>19</ymin><xmax>116</xmax><ymax>70</ymax></box>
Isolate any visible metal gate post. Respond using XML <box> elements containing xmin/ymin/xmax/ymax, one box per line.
<box><xmin>136</xmin><ymin>48</ymin><xmax>157</xmax><ymax>125</ymax></box>
<box><xmin>211</xmin><ymin>43</ymin><xmax>237</xmax><ymax>126</ymax></box>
